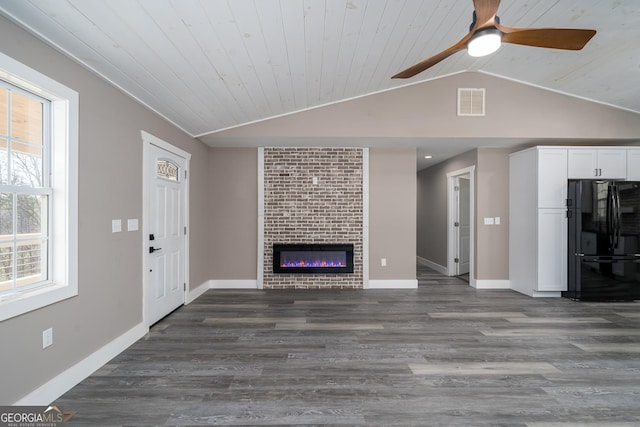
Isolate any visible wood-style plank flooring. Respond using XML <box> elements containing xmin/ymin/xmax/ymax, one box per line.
<box><xmin>55</xmin><ymin>265</ymin><xmax>640</xmax><ymax>425</ymax></box>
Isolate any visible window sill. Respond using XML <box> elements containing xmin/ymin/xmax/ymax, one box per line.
<box><xmin>0</xmin><ymin>283</ymin><xmax>77</xmax><ymax>322</ymax></box>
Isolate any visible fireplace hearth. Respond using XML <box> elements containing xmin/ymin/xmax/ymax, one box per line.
<box><xmin>273</xmin><ymin>244</ymin><xmax>354</xmax><ymax>274</ymax></box>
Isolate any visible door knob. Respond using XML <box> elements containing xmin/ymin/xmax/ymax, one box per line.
<box><xmin>149</xmin><ymin>246</ymin><xmax>162</xmax><ymax>253</ymax></box>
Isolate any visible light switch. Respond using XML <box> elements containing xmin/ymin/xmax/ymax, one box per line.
<box><xmin>112</xmin><ymin>219</ymin><xmax>122</xmax><ymax>233</ymax></box>
<box><xmin>381</xmin><ymin>258</ymin><xmax>387</xmax><ymax>267</ymax></box>
<box><xmin>312</xmin><ymin>177</ymin><xmax>318</xmax><ymax>185</ymax></box>
<box><xmin>494</xmin><ymin>216</ymin><xmax>501</xmax><ymax>225</ymax></box>
<box><xmin>42</xmin><ymin>328</ymin><xmax>53</xmax><ymax>349</ymax></box>
<box><xmin>127</xmin><ymin>219</ymin><xmax>139</xmax><ymax>232</ymax></box>
<box><xmin>484</xmin><ymin>217</ymin><xmax>494</xmax><ymax>225</ymax></box>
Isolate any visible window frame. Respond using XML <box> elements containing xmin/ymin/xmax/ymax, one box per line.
<box><xmin>0</xmin><ymin>51</ymin><xmax>78</xmax><ymax>321</ymax></box>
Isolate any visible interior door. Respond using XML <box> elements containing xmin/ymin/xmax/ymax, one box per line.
<box><xmin>457</xmin><ymin>176</ymin><xmax>471</xmax><ymax>275</ymax></box>
<box><xmin>147</xmin><ymin>144</ymin><xmax>186</xmax><ymax>325</ymax></box>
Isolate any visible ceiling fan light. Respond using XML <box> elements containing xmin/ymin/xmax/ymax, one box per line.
<box><xmin>467</xmin><ymin>29</ymin><xmax>502</xmax><ymax>57</ymax></box>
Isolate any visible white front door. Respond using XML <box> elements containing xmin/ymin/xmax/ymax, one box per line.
<box><xmin>147</xmin><ymin>143</ymin><xmax>187</xmax><ymax>325</ymax></box>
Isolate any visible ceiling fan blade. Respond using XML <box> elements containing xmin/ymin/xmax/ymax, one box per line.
<box><xmin>497</xmin><ymin>25</ymin><xmax>597</xmax><ymax>50</ymax></box>
<box><xmin>473</xmin><ymin>0</ymin><xmax>501</xmax><ymax>29</ymax></box>
<box><xmin>391</xmin><ymin>34</ymin><xmax>472</xmax><ymax>79</ymax></box>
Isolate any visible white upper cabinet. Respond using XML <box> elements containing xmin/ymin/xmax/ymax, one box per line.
<box><xmin>627</xmin><ymin>149</ymin><xmax>640</xmax><ymax>181</ymax></box>
<box><xmin>567</xmin><ymin>149</ymin><xmax>627</xmax><ymax>179</ymax></box>
<box><xmin>538</xmin><ymin>148</ymin><xmax>567</xmax><ymax>208</ymax></box>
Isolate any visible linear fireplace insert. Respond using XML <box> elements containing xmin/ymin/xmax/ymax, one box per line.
<box><xmin>273</xmin><ymin>243</ymin><xmax>354</xmax><ymax>274</ymax></box>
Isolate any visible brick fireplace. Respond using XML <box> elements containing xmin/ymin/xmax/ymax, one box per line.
<box><xmin>261</xmin><ymin>147</ymin><xmax>364</xmax><ymax>289</ymax></box>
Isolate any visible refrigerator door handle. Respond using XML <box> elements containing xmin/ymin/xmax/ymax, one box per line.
<box><xmin>607</xmin><ymin>185</ymin><xmax>614</xmax><ymax>250</ymax></box>
<box><xmin>614</xmin><ymin>185</ymin><xmax>622</xmax><ymax>250</ymax></box>
<box><xmin>612</xmin><ymin>185</ymin><xmax>622</xmax><ymax>249</ymax></box>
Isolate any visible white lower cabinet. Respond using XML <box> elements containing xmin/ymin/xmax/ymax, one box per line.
<box><xmin>537</xmin><ymin>209</ymin><xmax>567</xmax><ymax>292</ymax></box>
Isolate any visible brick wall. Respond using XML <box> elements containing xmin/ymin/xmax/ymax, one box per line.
<box><xmin>262</xmin><ymin>147</ymin><xmax>363</xmax><ymax>289</ymax></box>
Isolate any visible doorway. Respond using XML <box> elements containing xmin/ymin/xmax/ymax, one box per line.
<box><xmin>447</xmin><ymin>166</ymin><xmax>475</xmax><ymax>284</ymax></box>
<box><xmin>142</xmin><ymin>131</ymin><xmax>190</xmax><ymax>326</ymax></box>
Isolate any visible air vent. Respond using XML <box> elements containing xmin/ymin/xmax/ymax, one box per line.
<box><xmin>457</xmin><ymin>88</ymin><xmax>486</xmax><ymax>116</ymax></box>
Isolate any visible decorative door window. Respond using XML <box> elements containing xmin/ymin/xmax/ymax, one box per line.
<box><xmin>157</xmin><ymin>159</ymin><xmax>179</xmax><ymax>181</ymax></box>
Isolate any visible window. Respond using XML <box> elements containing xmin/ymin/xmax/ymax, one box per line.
<box><xmin>0</xmin><ymin>52</ymin><xmax>78</xmax><ymax>321</ymax></box>
<box><xmin>156</xmin><ymin>159</ymin><xmax>179</xmax><ymax>181</ymax></box>
<box><xmin>1</xmin><ymin>83</ymin><xmax>51</xmax><ymax>294</ymax></box>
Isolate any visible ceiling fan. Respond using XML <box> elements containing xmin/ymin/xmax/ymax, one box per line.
<box><xmin>392</xmin><ymin>0</ymin><xmax>596</xmax><ymax>79</ymax></box>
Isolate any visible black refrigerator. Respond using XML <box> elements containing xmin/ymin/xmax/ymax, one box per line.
<box><xmin>566</xmin><ymin>180</ymin><xmax>640</xmax><ymax>301</ymax></box>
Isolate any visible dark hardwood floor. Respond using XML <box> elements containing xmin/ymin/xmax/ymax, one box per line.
<box><xmin>55</xmin><ymin>265</ymin><xmax>640</xmax><ymax>425</ymax></box>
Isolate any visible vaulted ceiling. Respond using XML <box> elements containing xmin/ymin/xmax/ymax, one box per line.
<box><xmin>1</xmin><ymin>0</ymin><xmax>639</xmax><ymax>166</ymax></box>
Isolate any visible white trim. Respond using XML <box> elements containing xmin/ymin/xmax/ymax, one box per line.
<box><xmin>140</xmin><ymin>131</ymin><xmax>191</xmax><ymax>327</ymax></box>
<box><xmin>446</xmin><ymin>166</ymin><xmax>475</xmax><ymax>283</ymax></box>
<box><xmin>513</xmin><ymin>287</ymin><xmax>563</xmax><ymax>298</ymax></box>
<box><xmin>472</xmin><ymin>280</ymin><xmax>511</xmax><ymax>290</ymax></box>
<box><xmin>362</xmin><ymin>148</ymin><xmax>370</xmax><ymax>289</ymax></box>
<box><xmin>210</xmin><ymin>280</ymin><xmax>258</xmax><ymax>289</ymax></box>
<box><xmin>141</xmin><ymin>130</ymin><xmax>191</xmax><ymax>159</ymax></box>
<box><xmin>257</xmin><ymin>147</ymin><xmax>265</xmax><ymax>289</ymax></box>
<box><xmin>186</xmin><ymin>280</ymin><xmax>210</xmax><ymax>304</ymax></box>
<box><xmin>368</xmin><ymin>280</ymin><xmax>418</xmax><ymax>289</ymax></box>
<box><xmin>14</xmin><ymin>323</ymin><xmax>147</xmax><ymax>405</ymax></box>
<box><xmin>477</xmin><ymin>70</ymin><xmax>640</xmax><ymax>115</ymax></box>
<box><xmin>0</xmin><ymin>51</ymin><xmax>79</xmax><ymax>321</ymax></box>
<box><xmin>198</xmin><ymin>71</ymin><xmax>468</xmax><ymax>137</ymax></box>
<box><xmin>416</xmin><ymin>256</ymin><xmax>448</xmax><ymax>275</ymax></box>
<box><xmin>0</xmin><ymin>10</ymin><xmax>195</xmax><ymax>137</ymax></box>
<box><xmin>532</xmin><ymin>291</ymin><xmax>562</xmax><ymax>298</ymax></box>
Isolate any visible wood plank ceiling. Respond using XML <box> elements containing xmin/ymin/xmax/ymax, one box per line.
<box><xmin>0</xmin><ymin>0</ymin><xmax>638</xmax><ymax>143</ymax></box>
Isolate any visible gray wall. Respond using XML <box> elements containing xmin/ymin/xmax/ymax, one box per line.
<box><xmin>476</xmin><ymin>148</ymin><xmax>510</xmax><ymax>280</ymax></box>
<box><xmin>369</xmin><ymin>147</ymin><xmax>417</xmax><ymax>280</ymax></box>
<box><xmin>204</xmin><ymin>71</ymin><xmax>640</xmax><ymax>145</ymax></box>
<box><xmin>208</xmin><ymin>148</ymin><xmax>258</xmax><ymax>280</ymax></box>
<box><xmin>0</xmin><ymin>15</ymin><xmax>209</xmax><ymax>404</ymax></box>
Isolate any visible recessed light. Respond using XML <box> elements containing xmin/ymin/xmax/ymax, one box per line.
<box><xmin>424</xmin><ymin>155</ymin><xmax>433</xmax><ymax>159</ymax></box>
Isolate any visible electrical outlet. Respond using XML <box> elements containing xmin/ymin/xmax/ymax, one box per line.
<box><xmin>42</xmin><ymin>328</ymin><xmax>53</xmax><ymax>349</ymax></box>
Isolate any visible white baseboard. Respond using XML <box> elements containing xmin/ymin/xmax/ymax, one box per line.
<box><xmin>532</xmin><ymin>290</ymin><xmax>562</xmax><ymax>298</ymax></box>
<box><xmin>15</xmin><ymin>322</ymin><xmax>147</xmax><ymax>405</ymax></box>
<box><xmin>186</xmin><ymin>280</ymin><xmax>210</xmax><ymax>304</ymax></box>
<box><xmin>416</xmin><ymin>256</ymin><xmax>448</xmax><ymax>275</ymax></box>
<box><xmin>472</xmin><ymin>279</ymin><xmax>510</xmax><ymax>290</ymax></box>
<box><xmin>209</xmin><ymin>280</ymin><xmax>258</xmax><ymax>289</ymax></box>
<box><xmin>368</xmin><ymin>279</ymin><xmax>418</xmax><ymax>289</ymax></box>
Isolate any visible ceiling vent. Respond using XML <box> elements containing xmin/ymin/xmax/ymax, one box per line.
<box><xmin>457</xmin><ymin>88</ymin><xmax>486</xmax><ymax>116</ymax></box>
